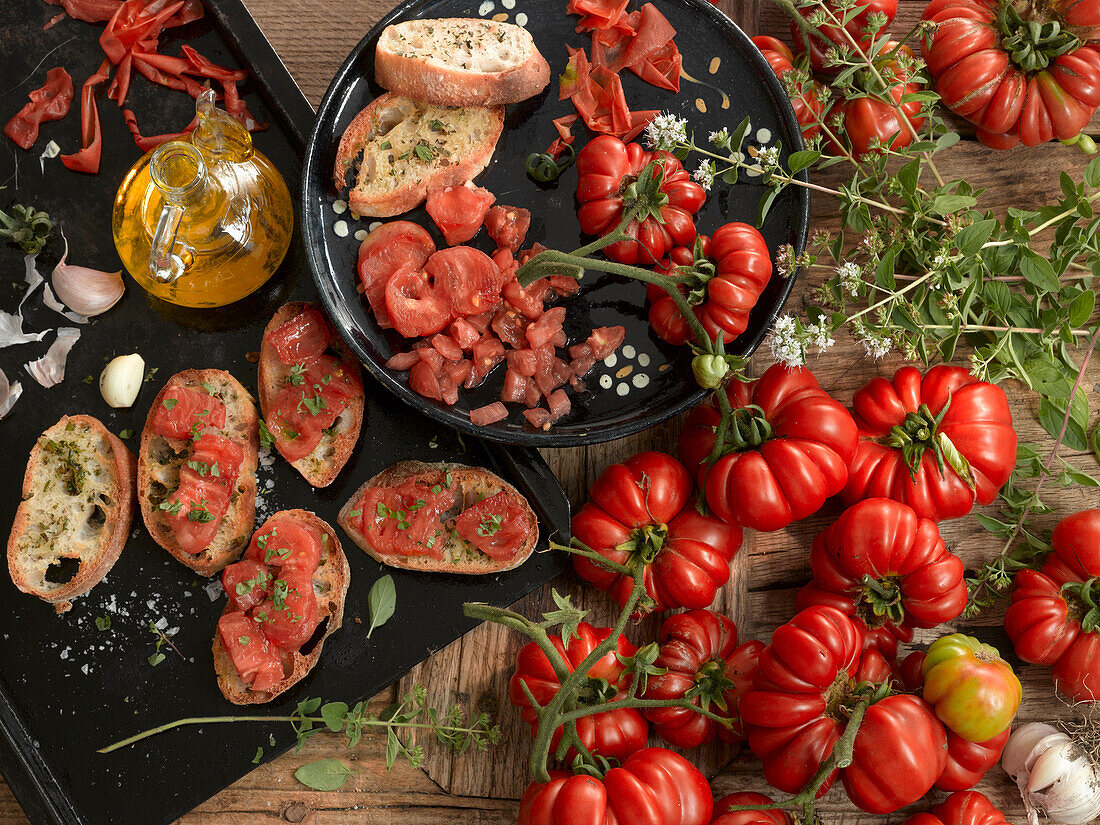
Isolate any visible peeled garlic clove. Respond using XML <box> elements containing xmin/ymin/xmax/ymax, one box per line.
<box><xmin>100</xmin><ymin>353</ymin><xmax>145</xmax><ymax>408</ymax></box>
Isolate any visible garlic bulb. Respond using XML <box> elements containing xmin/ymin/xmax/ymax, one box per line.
<box><xmin>99</xmin><ymin>354</ymin><xmax>145</xmax><ymax>408</ymax></box>
<box><xmin>1002</xmin><ymin>722</ymin><xmax>1100</xmax><ymax>825</ymax></box>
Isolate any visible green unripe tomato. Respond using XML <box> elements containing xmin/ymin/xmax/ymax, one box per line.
<box><xmin>921</xmin><ymin>633</ymin><xmax>1021</xmax><ymax>743</ymax></box>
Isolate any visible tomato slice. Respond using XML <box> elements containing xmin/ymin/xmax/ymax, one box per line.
<box><xmin>425</xmin><ymin>246</ymin><xmax>508</xmax><ymax>317</ymax></box>
<box><xmin>455</xmin><ymin>491</ymin><xmax>531</xmax><ymax>561</ymax></box>
<box><xmin>354</xmin><ymin>478</ymin><xmax>456</xmax><ymax>559</ymax></box>
<box><xmin>357</xmin><ymin>221</ymin><xmax>436</xmax><ymax>329</ymax></box>
<box><xmin>222</xmin><ymin>558</ymin><xmax>273</xmax><ymax>612</ymax></box>
<box><xmin>162</xmin><ymin>433</ymin><xmax>243</xmax><ymax>554</ymax></box>
<box><xmin>151</xmin><ymin>385</ymin><xmax>227</xmax><ymax>440</ymax></box>
<box><xmin>266</xmin><ymin>353</ymin><xmax>358</xmax><ymax>461</ymax></box>
<box><xmin>266</xmin><ymin>306</ymin><xmax>331</xmax><ymax>365</ymax></box>
<box><xmin>251</xmin><ymin>568</ymin><xmax>320</xmax><ymax>651</ymax></box>
<box><xmin>425</xmin><ymin>184</ymin><xmax>497</xmax><ymax>245</ymax></box>
<box><xmin>218</xmin><ymin>611</ymin><xmax>284</xmax><ymax>692</ymax></box>
<box><xmin>244</xmin><ymin>516</ymin><xmax>323</xmax><ymax>573</ymax></box>
<box><xmin>485</xmin><ymin>205</ymin><xmax>532</xmax><ymax>253</ymax></box>
<box><xmin>385</xmin><ymin>266</ymin><xmax>452</xmax><ymax>338</ymax></box>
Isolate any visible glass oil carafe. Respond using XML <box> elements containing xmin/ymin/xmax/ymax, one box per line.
<box><xmin>112</xmin><ymin>89</ymin><xmax>293</xmax><ymax>308</ymax></box>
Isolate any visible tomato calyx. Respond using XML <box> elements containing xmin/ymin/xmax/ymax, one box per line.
<box><xmin>716</xmin><ymin>404</ymin><xmax>774</xmax><ymax>454</ymax></box>
<box><xmin>576</xmin><ymin>676</ymin><xmax>620</xmax><ymax>706</ymax></box>
<box><xmin>685</xmin><ymin>657</ymin><xmax>735</xmax><ymax>712</ymax></box>
<box><xmin>618</xmin><ymin>160</ymin><xmax>671</xmax><ymax>225</ymax></box>
<box><xmin>825</xmin><ymin>672</ymin><xmax>893</xmax><ymax>724</ymax></box>
<box><xmin>1061</xmin><ymin>577</ymin><xmax>1100</xmax><ymax>632</ymax></box>
<box><xmin>998</xmin><ymin>2</ymin><xmax>1081</xmax><ymax>72</ymax></box>
<box><xmin>856</xmin><ymin>573</ymin><xmax>906</xmax><ymax>627</ymax></box>
<box><xmin>885</xmin><ymin>400</ymin><xmax>976</xmax><ymax>488</ymax></box>
<box><xmin>616</xmin><ymin>522</ymin><xmax>669</xmax><ymax>566</ymax></box>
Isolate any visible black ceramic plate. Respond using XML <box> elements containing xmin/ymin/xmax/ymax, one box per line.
<box><xmin>302</xmin><ymin>0</ymin><xmax>810</xmax><ymax>447</ymax></box>
<box><xmin>0</xmin><ymin>2</ymin><xmax>569</xmax><ymax>824</ymax></box>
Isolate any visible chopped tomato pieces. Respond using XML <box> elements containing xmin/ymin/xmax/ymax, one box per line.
<box><xmin>251</xmin><ymin>567</ymin><xmax>319</xmax><ymax>650</ymax></box>
<box><xmin>268</xmin><ymin>306</ymin><xmax>331</xmax><ymax>364</ymax></box>
<box><xmin>425</xmin><ymin>184</ymin><xmax>496</xmax><ymax>245</ymax></box>
<box><xmin>223</xmin><ymin>558</ymin><xmax>272</xmax><ymax>612</ymax></box>
<box><xmin>485</xmin><ymin>205</ymin><xmax>532</xmax><ymax>253</ymax></box>
<box><xmin>567</xmin><ymin>0</ymin><xmax>631</xmax><ymax>31</ymax></box>
<box><xmin>245</xmin><ymin>516</ymin><xmax>323</xmax><ymax>573</ymax></box>
<box><xmin>470</xmin><ymin>402</ymin><xmax>509</xmax><ymax>426</ymax></box>
<box><xmin>4</xmin><ymin>68</ymin><xmax>74</xmax><ymax>150</ymax></box>
<box><xmin>219</xmin><ymin>611</ymin><xmax>283</xmax><ymax>693</ymax></box>
<box><xmin>151</xmin><ymin>385</ymin><xmax>227</xmax><ymax>440</ymax></box>
<box><xmin>357</xmin><ymin>221</ymin><xmax>436</xmax><ymax>329</ymax></box>
<box><xmin>385</xmin><ymin>267</ymin><xmax>452</xmax><ymax>338</ymax></box>
<box><xmin>163</xmin><ymin>432</ymin><xmax>243</xmax><ymax>555</ymax></box>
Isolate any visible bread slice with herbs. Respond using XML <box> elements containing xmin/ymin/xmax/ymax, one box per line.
<box><xmin>212</xmin><ymin>509</ymin><xmax>350</xmax><ymax>705</ymax></box>
<box><xmin>257</xmin><ymin>301</ymin><xmax>364</xmax><ymax>488</ymax></box>
<box><xmin>374</xmin><ymin>18</ymin><xmax>551</xmax><ymax>107</ymax></box>
<box><xmin>137</xmin><ymin>369</ymin><xmax>258</xmax><ymax>577</ymax></box>
<box><xmin>337</xmin><ymin>460</ymin><xmax>538</xmax><ymax>574</ymax></box>
<box><xmin>7</xmin><ymin>415</ymin><xmax>135</xmax><ymax>613</ymax></box>
<box><xmin>333</xmin><ymin>92</ymin><xmax>504</xmax><ymax>218</ymax></box>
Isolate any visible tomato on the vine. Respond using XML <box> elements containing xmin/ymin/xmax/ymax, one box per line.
<box><xmin>796</xmin><ymin>498</ymin><xmax>967</xmax><ymax>648</ymax></box>
<box><xmin>790</xmin><ymin>0</ymin><xmax>899</xmax><ymax>74</ymax></box>
<box><xmin>517</xmin><ymin>748</ymin><xmax>712</xmax><ymax>825</ymax></box>
<box><xmin>921</xmin><ymin>633</ymin><xmax>1021</xmax><ymax>743</ymax></box>
<box><xmin>509</xmin><ymin>621</ymin><xmax>648</xmax><ymax>762</ymax></box>
<box><xmin>712</xmin><ymin>792</ymin><xmax>791</xmax><ymax>825</ymax></box>
<box><xmin>901</xmin><ymin>790</ymin><xmax>1011</xmax><ymax>825</ymax></box>
<box><xmin>751</xmin><ymin>36</ymin><xmax>826</xmax><ymax>138</ymax></box>
<box><xmin>1004</xmin><ymin>509</ymin><xmax>1100</xmax><ymax>702</ymax></box>
<box><xmin>576</xmin><ymin>135</ymin><xmax>706</xmax><ymax>265</ymax></box>
<box><xmin>842</xmin><ymin>365</ymin><xmax>1017</xmax><ymax>523</ymax></box>
<box><xmin>640</xmin><ymin>609</ymin><xmax>761</xmax><ymax>748</ymax></box>
<box><xmin>646</xmin><ymin>223</ymin><xmax>773</xmax><ymax>347</ymax></box>
<box><xmin>679</xmin><ymin>363</ymin><xmax>858</xmax><ymax>532</ymax></box>
<box><xmin>572</xmin><ymin>453</ymin><xmax>742</xmax><ymax>615</ymax></box>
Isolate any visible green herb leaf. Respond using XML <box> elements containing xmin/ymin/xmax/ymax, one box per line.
<box><xmin>148</xmin><ymin>652</ymin><xmax>166</xmax><ymax>667</ymax></box>
<box><xmin>161</xmin><ymin>398</ymin><xmax>178</xmax><ymax>411</ymax></box>
<box><xmin>366</xmin><ymin>575</ymin><xmax>396</xmax><ymax>639</ymax></box>
<box><xmin>321</xmin><ymin>701</ymin><xmax>349</xmax><ymax>732</ymax></box>
<box><xmin>252</xmin><ymin>747</ymin><xmax>263</xmax><ymax>764</ymax></box>
<box><xmin>1091</xmin><ymin>426</ymin><xmax>1100</xmax><ymax>464</ymax></box>
<box><xmin>95</xmin><ymin>616</ymin><xmax>111</xmax><ymax>631</ymax></box>
<box><xmin>294</xmin><ymin>758</ymin><xmax>351</xmax><ymax>791</ymax></box>
<box><xmin>258</xmin><ymin>419</ymin><xmax>276</xmax><ymax>448</ymax></box>
<box><xmin>1068</xmin><ymin>289</ymin><xmax>1096</xmax><ymax>328</ymax></box>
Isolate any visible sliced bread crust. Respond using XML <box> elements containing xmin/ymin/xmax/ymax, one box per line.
<box><xmin>333</xmin><ymin>92</ymin><xmax>504</xmax><ymax>218</ymax></box>
<box><xmin>257</xmin><ymin>301</ymin><xmax>364</xmax><ymax>488</ymax></box>
<box><xmin>337</xmin><ymin>460</ymin><xmax>538</xmax><ymax>574</ymax></box>
<box><xmin>137</xmin><ymin>369</ymin><xmax>259</xmax><ymax>577</ymax></box>
<box><xmin>7</xmin><ymin>415</ymin><xmax>135</xmax><ymax>613</ymax></box>
<box><xmin>374</xmin><ymin>18</ymin><xmax>551</xmax><ymax>107</ymax></box>
<box><xmin>213</xmin><ymin>509</ymin><xmax>350</xmax><ymax>705</ymax></box>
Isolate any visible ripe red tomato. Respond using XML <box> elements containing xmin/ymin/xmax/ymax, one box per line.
<box><xmin>252</xmin><ymin>568</ymin><xmax>320</xmax><ymax>650</ymax></box>
<box><xmin>640</xmin><ymin>609</ymin><xmax>752</xmax><ymax>748</ymax></box>
<box><xmin>222</xmin><ymin>559</ymin><xmax>272</xmax><ymax>612</ymax></box>
<box><xmin>425</xmin><ymin>246</ymin><xmax>508</xmax><ymax>317</ymax></box>
<box><xmin>796</xmin><ymin>498</ymin><xmax>967</xmax><ymax>648</ymax></box>
<box><xmin>385</xmin><ymin>267</ymin><xmax>452</xmax><ymax>338</ymax></box>
<box><xmin>571</xmin><ymin>453</ymin><xmax>743</xmax><ymax>615</ymax></box>
<box><xmin>921</xmin><ymin>633</ymin><xmax>1021</xmax><ymax>743</ymax></box>
<box><xmin>790</xmin><ymin>0</ymin><xmax>898</xmax><ymax>74</ymax></box>
<box><xmin>425</xmin><ymin>183</ymin><xmax>495</xmax><ymax>246</ymax></box>
<box><xmin>828</xmin><ymin>43</ymin><xmax>926</xmax><ymax>156</ymax></box>
<box><xmin>922</xmin><ymin>0</ymin><xmax>1100</xmax><ymax>146</ymax></box>
<box><xmin>486</xmin><ymin>204</ymin><xmax>532</xmax><ymax>253</ymax></box>
<box><xmin>647</xmin><ymin>223</ymin><xmax>773</xmax><ymax>347</ymax></box>
<box><xmin>150</xmin><ymin>385</ymin><xmax>227</xmax><ymax>440</ymax></box>
<box><xmin>352</xmin><ymin>478</ymin><xmax>456</xmax><ymax>559</ymax></box>
<box><xmin>517</xmin><ymin>748</ymin><xmax>712</xmax><ymax>825</ymax></box>
<box><xmin>1004</xmin><ymin>509</ymin><xmax>1100</xmax><ymax>701</ymax></box>
<box><xmin>218</xmin><ymin>611</ymin><xmax>283</xmax><ymax>693</ymax></box>
<box><xmin>267</xmin><ymin>306</ymin><xmax>330</xmax><ymax>363</ymax></box>
<box><xmin>454</xmin><ymin>490</ymin><xmax>532</xmax><ymax>562</ymax></box>
<box><xmin>716</xmin><ymin>639</ymin><xmax>764</xmax><ymax>744</ymax></box>
<box><xmin>902</xmin><ymin>790</ymin><xmax>1011</xmax><ymax>825</ymax></box>
<box><xmin>509</xmin><ymin>622</ymin><xmax>648</xmax><ymax>762</ymax></box>
<box><xmin>751</xmin><ymin>36</ymin><xmax>825</xmax><ymax>139</ymax></box>
<box><xmin>712</xmin><ymin>792</ymin><xmax>790</xmax><ymax>825</ymax></box>
<box><xmin>937</xmin><ymin>728</ymin><xmax>1010</xmax><ymax>791</ymax></box>
<box><xmin>679</xmin><ymin>363</ymin><xmax>859</xmax><ymax>532</ymax></box>
<box><xmin>576</xmin><ymin>135</ymin><xmax>706</xmax><ymax>265</ymax></box>
<box><xmin>842</xmin><ymin>365</ymin><xmax>1017</xmax><ymax>522</ymax></box>
<box><xmin>245</xmin><ymin>515</ymin><xmax>322</xmax><ymax>573</ymax></box>
<box><xmin>357</xmin><ymin>221</ymin><xmax>436</xmax><ymax>329</ymax></box>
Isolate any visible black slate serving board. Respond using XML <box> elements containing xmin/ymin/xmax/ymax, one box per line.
<box><xmin>0</xmin><ymin>2</ymin><xmax>569</xmax><ymax>823</ymax></box>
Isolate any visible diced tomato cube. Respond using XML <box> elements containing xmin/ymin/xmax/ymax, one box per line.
<box><xmin>440</xmin><ymin>374</ymin><xmax>460</xmax><ymax>406</ymax></box>
<box><xmin>409</xmin><ymin>359</ymin><xmax>443</xmax><ymax>401</ymax></box>
<box><xmin>417</xmin><ymin>347</ymin><xmax>445</xmax><ymax>370</ymax></box>
<box><xmin>449</xmin><ymin>318</ymin><xmax>481</xmax><ymax>350</ymax></box>
<box><xmin>502</xmin><ymin>368</ymin><xmax>530</xmax><ymax>404</ymax></box>
<box><xmin>470</xmin><ymin>402</ymin><xmax>509</xmax><ymax>426</ymax></box>
<box><xmin>524</xmin><ymin>408</ymin><xmax>552</xmax><ymax>429</ymax></box>
<box><xmin>525</xmin><ymin>379</ymin><xmax>542</xmax><ymax>409</ymax></box>
<box><xmin>492</xmin><ymin>309</ymin><xmax>529</xmax><ymax>349</ymax></box>
<box><xmin>503</xmin><ymin>277</ymin><xmax>547</xmax><ymax>320</ymax></box>
<box><xmin>568</xmin><ymin>342</ymin><xmax>593</xmax><ymax>361</ymax></box>
<box><xmin>586</xmin><ymin>326</ymin><xmax>626</xmax><ymax>360</ymax></box>
<box><xmin>432</xmin><ymin>333</ymin><xmax>464</xmax><ymax>362</ymax></box>
<box><xmin>570</xmin><ymin>354</ymin><xmax>597</xmax><ymax>378</ymax></box>
<box><xmin>385</xmin><ymin>351</ymin><xmax>421</xmax><ymax>371</ymax></box>
<box><xmin>492</xmin><ymin>247</ymin><xmax>519</xmax><ymax>280</ymax></box>
<box><xmin>468</xmin><ymin>336</ymin><xmax>506</xmax><ymax>388</ymax></box>
<box><xmin>485</xmin><ymin>205</ymin><xmax>532</xmax><ymax>253</ymax></box>
<box><xmin>466</xmin><ymin>311</ymin><xmax>493</xmax><ymax>333</ymax></box>
<box><xmin>525</xmin><ymin>306</ymin><xmax>566</xmax><ymax>348</ymax></box>
<box><xmin>425</xmin><ymin>183</ymin><xmax>496</xmax><ymax>245</ymax></box>
<box><xmin>518</xmin><ymin>243</ymin><xmax>549</xmax><ymax>265</ymax></box>
<box><xmin>547</xmin><ymin>389</ymin><xmax>571</xmax><ymax>421</ymax></box>
<box><xmin>549</xmin><ymin>276</ymin><xmax>581</xmax><ymax>296</ymax></box>
<box><xmin>445</xmin><ymin>360</ymin><xmax>472</xmax><ymax>387</ymax></box>
<box><xmin>551</xmin><ymin>330</ymin><xmax>568</xmax><ymax>347</ymax></box>
<box><xmin>508</xmin><ymin>348</ymin><xmax>538</xmax><ymax>378</ymax></box>
<box><xmin>570</xmin><ymin>375</ymin><xmax>587</xmax><ymax>392</ymax></box>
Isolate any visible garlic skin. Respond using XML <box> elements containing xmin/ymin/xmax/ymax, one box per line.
<box><xmin>99</xmin><ymin>354</ymin><xmax>145</xmax><ymax>408</ymax></box>
<box><xmin>1002</xmin><ymin>722</ymin><xmax>1100</xmax><ymax>825</ymax></box>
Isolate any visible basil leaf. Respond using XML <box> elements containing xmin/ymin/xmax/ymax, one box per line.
<box><xmin>294</xmin><ymin>758</ymin><xmax>351</xmax><ymax>791</ymax></box>
<box><xmin>366</xmin><ymin>575</ymin><xmax>396</xmax><ymax>639</ymax></box>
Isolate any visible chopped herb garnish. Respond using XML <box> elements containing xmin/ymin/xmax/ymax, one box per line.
<box><xmin>477</xmin><ymin>514</ymin><xmax>503</xmax><ymax>537</ymax></box>
<box><xmin>347</xmin><ymin>509</ymin><xmax>362</xmax><ymax>518</ymax></box>
<box><xmin>119</xmin><ymin>428</ymin><xmax>134</xmax><ymax>440</ymax></box>
<box><xmin>161</xmin><ymin>398</ymin><xmax>178</xmax><ymax>411</ymax></box>
<box><xmin>258</xmin><ymin>419</ymin><xmax>276</xmax><ymax>448</ymax></box>
<box><xmin>297</xmin><ymin>390</ymin><xmax>327</xmax><ymax>416</ymax></box>
<box><xmin>158</xmin><ymin>499</ymin><xmax>183</xmax><ymax>515</ymax></box>
<box><xmin>286</xmin><ymin>364</ymin><xmax>307</xmax><ymax>387</ymax></box>
<box><xmin>238</xmin><ymin>636</ymin><xmax>251</xmax><ymax>645</ymax></box>
<box><xmin>95</xmin><ymin>616</ymin><xmax>111</xmax><ymax>631</ymax></box>
<box><xmin>414</xmin><ymin>141</ymin><xmax>437</xmax><ymax>162</ymax></box>
<box><xmin>82</xmin><ymin>375</ymin><xmax>94</xmax><ymax>385</ymax></box>
<box><xmin>185</xmin><ymin>500</ymin><xmax>215</xmax><ymax>523</ymax></box>
<box><xmin>200</xmin><ymin>381</ymin><xmax>216</xmax><ymax>395</ymax></box>
<box><xmin>379</xmin><ymin>140</ymin><xmax>392</xmax><ymax>150</ymax></box>
<box><xmin>428</xmin><ymin>436</ymin><xmax>439</xmax><ymax>449</ymax></box>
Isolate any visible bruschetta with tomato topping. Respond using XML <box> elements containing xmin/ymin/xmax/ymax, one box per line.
<box><xmin>7</xmin><ymin>415</ymin><xmax>135</xmax><ymax>613</ymax></box>
<box><xmin>337</xmin><ymin>461</ymin><xmax>538</xmax><ymax>574</ymax></box>
<box><xmin>258</xmin><ymin>302</ymin><xmax>364</xmax><ymax>488</ymax></box>
<box><xmin>213</xmin><ymin>509</ymin><xmax>350</xmax><ymax>704</ymax></box>
<box><xmin>138</xmin><ymin>369</ymin><xmax>259</xmax><ymax>576</ymax></box>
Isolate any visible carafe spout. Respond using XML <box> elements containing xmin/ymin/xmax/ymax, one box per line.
<box><xmin>148</xmin><ymin>140</ymin><xmax>207</xmax><ymax>284</ymax></box>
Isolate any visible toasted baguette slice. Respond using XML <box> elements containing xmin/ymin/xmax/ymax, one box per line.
<box><xmin>7</xmin><ymin>415</ymin><xmax>135</xmax><ymax>613</ymax></box>
<box><xmin>375</xmin><ymin>18</ymin><xmax>550</xmax><ymax>107</ymax></box>
<box><xmin>213</xmin><ymin>509</ymin><xmax>350</xmax><ymax>704</ymax></box>
<box><xmin>257</xmin><ymin>302</ymin><xmax>364</xmax><ymax>488</ymax></box>
<box><xmin>337</xmin><ymin>460</ymin><xmax>538</xmax><ymax>574</ymax></box>
<box><xmin>333</xmin><ymin>92</ymin><xmax>504</xmax><ymax>218</ymax></box>
<box><xmin>137</xmin><ymin>369</ymin><xmax>258</xmax><ymax>577</ymax></box>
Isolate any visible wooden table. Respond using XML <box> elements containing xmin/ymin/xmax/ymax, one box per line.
<box><xmin>4</xmin><ymin>1</ymin><xmax>1098</xmax><ymax>823</ymax></box>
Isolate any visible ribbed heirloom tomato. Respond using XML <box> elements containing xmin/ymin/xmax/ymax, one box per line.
<box><xmin>797</xmin><ymin>498</ymin><xmax>967</xmax><ymax>648</ymax></box>
<box><xmin>646</xmin><ymin>223</ymin><xmax>773</xmax><ymax>347</ymax></box>
<box><xmin>922</xmin><ymin>0</ymin><xmax>1100</xmax><ymax>147</ymax></box>
<box><xmin>509</xmin><ymin>621</ymin><xmax>648</xmax><ymax>761</ymax></box>
<box><xmin>679</xmin><ymin>363</ymin><xmax>858</xmax><ymax>532</ymax></box>
<box><xmin>842</xmin><ymin>365</ymin><xmax>1016</xmax><ymax>522</ymax></box>
<box><xmin>711</xmin><ymin>792</ymin><xmax>791</xmax><ymax>825</ymax></box>
<box><xmin>751</xmin><ymin>36</ymin><xmax>825</xmax><ymax>138</ymax></box>
<box><xmin>640</xmin><ymin>609</ymin><xmax>763</xmax><ymax>748</ymax></box>
<box><xmin>902</xmin><ymin>790</ymin><xmax>1012</xmax><ymax>825</ymax></box>
<box><xmin>920</xmin><ymin>633</ymin><xmax>1021</xmax><ymax>743</ymax></box>
<box><xmin>571</xmin><ymin>452</ymin><xmax>743</xmax><ymax>615</ymax></box>
<box><xmin>1005</xmin><ymin>509</ymin><xmax>1100</xmax><ymax>701</ymax></box>
<box><xmin>576</xmin><ymin>135</ymin><xmax>706</xmax><ymax>265</ymax></box>
<box><xmin>517</xmin><ymin>747</ymin><xmax>712</xmax><ymax>825</ymax></box>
